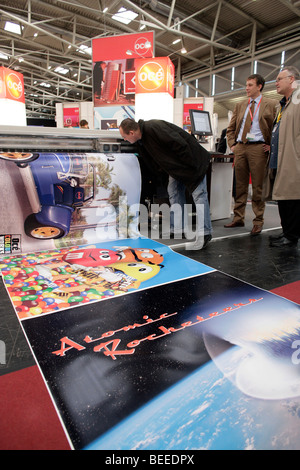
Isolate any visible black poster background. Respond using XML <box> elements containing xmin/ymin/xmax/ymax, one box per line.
<box><xmin>21</xmin><ymin>270</ymin><xmax>271</xmax><ymax>450</ymax></box>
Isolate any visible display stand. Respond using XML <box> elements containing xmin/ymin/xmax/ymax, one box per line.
<box><xmin>208</xmin><ymin>154</ymin><xmax>234</xmax><ymax>221</ymax></box>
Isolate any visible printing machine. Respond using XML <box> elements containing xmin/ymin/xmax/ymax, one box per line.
<box><xmin>0</xmin><ymin>125</ymin><xmax>132</xmax><ymax>154</ymax></box>
<box><xmin>0</xmin><ymin>125</ymin><xmax>234</xmax><ymax>222</ymax></box>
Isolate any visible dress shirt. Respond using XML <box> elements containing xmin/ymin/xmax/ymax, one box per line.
<box><xmin>237</xmin><ymin>95</ymin><xmax>265</xmax><ymax>143</ymax></box>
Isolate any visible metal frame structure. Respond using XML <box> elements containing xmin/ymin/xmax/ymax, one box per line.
<box><xmin>0</xmin><ymin>0</ymin><xmax>299</xmax><ymax>120</ymax></box>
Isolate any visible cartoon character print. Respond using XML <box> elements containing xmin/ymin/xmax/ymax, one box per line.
<box><xmin>29</xmin><ymin>246</ymin><xmax>164</xmax><ymax>296</ymax></box>
<box><xmin>102</xmin><ymin>261</ymin><xmax>162</xmax><ymax>290</ymax></box>
<box><xmin>61</xmin><ymin>247</ymin><xmax>164</xmax><ymax>268</ymax></box>
<box><xmin>118</xmin><ymin>248</ymin><xmax>164</xmax><ymax>266</ymax></box>
<box><xmin>62</xmin><ymin>248</ymin><xmax>121</xmax><ymax>267</ymax></box>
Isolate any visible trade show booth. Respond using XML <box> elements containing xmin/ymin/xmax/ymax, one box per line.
<box><xmin>3</xmin><ymin>32</ymin><xmax>298</xmax><ymax>453</ymax></box>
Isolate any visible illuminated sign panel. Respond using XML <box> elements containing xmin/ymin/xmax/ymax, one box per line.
<box><xmin>135</xmin><ymin>57</ymin><xmax>175</xmax><ymax>97</ymax></box>
<box><xmin>0</xmin><ymin>66</ymin><xmax>25</xmax><ymax>103</ymax></box>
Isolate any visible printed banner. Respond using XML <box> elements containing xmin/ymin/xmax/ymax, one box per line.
<box><xmin>0</xmin><ymin>152</ymin><xmax>141</xmax><ymax>255</ymax></box>
<box><xmin>92</xmin><ymin>32</ymin><xmax>154</xmax><ymax>127</ymax></box>
<box><xmin>63</xmin><ymin>107</ymin><xmax>80</xmax><ymax>128</ymax></box>
<box><xmin>1</xmin><ymin>148</ymin><xmax>300</xmax><ymax>451</ymax></box>
<box><xmin>0</xmin><ymin>238</ymin><xmax>213</xmax><ymax>320</ymax></box>
<box><xmin>2</xmin><ymin>260</ymin><xmax>299</xmax><ymax>450</ymax></box>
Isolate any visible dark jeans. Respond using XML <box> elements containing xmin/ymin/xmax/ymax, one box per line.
<box><xmin>278</xmin><ymin>199</ymin><xmax>300</xmax><ymax>241</ymax></box>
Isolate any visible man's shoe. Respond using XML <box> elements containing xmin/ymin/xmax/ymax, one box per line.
<box><xmin>202</xmin><ymin>234</ymin><xmax>212</xmax><ymax>249</ymax></box>
<box><xmin>224</xmin><ymin>221</ymin><xmax>245</xmax><ymax>228</ymax></box>
<box><xmin>250</xmin><ymin>225</ymin><xmax>262</xmax><ymax>236</ymax></box>
<box><xmin>184</xmin><ymin>234</ymin><xmax>212</xmax><ymax>250</ymax></box>
<box><xmin>269</xmin><ymin>236</ymin><xmax>298</xmax><ymax>247</ymax></box>
<box><xmin>269</xmin><ymin>232</ymin><xmax>284</xmax><ymax>241</ymax></box>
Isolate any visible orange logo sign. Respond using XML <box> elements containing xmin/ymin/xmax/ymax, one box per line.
<box><xmin>6</xmin><ymin>72</ymin><xmax>24</xmax><ymax>100</ymax></box>
<box><xmin>137</xmin><ymin>61</ymin><xmax>165</xmax><ymax>92</ymax></box>
<box><xmin>135</xmin><ymin>57</ymin><xmax>175</xmax><ymax>96</ymax></box>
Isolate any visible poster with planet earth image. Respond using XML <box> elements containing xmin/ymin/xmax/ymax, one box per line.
<box><xmin>10</xmin><ymin>260</ymin><xmax>300</xmax><ymax>451</ymax></box>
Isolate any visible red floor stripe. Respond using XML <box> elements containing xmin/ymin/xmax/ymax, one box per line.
<box><xmin>270</xmin><ymin>280</ymin><xmax>300</xmax><ymax>304</ymax></box>
<box><xmin>0</xmin><ymin>365</ymin><xmax>70</xmax><ymax>450</ymax></box>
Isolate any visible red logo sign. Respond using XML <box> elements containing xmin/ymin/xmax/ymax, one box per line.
<box><xmin>134</xmin><ymin>37</ymin><xmax>152</xmax><ymax>57</ymax></box>
<box><xmin>92</xmin><ymin>32</ymin><xmax>154</xmax><ymax>61</ymax></box>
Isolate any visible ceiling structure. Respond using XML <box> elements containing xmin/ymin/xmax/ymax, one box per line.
<box><xmin>0</xmin><ymin>0</ymin><xmax>299</xmax><ymax>122</ymax></box>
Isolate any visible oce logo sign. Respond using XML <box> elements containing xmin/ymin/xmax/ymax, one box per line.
<box><xmin>6</xmin><ymin>72</ymin><xmax>23</xmax><ymax>101</ymax></box>
<box><xmin>138</xmin><ymin>61</ymin><xmax>165</xmax><ymax>92</ymax></box>
<box><xmin>134</xmin><ymin>37</ymin><xmax>152</xmax><ymax>57</ymax></box>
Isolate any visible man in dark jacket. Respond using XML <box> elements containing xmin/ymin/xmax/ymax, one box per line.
<box><xmin>119</xmin><ymin>118</ymin><xmax>212</xmax><ymax>249</ymax></box>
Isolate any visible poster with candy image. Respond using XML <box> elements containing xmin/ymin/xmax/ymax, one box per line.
<box><xmin>0</xmin><ymin>237</ymin><xmax>214</xmax><ymax>319</ymax></box>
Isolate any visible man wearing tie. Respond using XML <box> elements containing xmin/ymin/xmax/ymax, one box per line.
<box><xmin>225</xmin><ymin>74</ymin><xmax>277</xmax><ymax>235</ymax></box>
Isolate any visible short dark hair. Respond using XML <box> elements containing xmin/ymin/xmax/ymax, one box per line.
<box><xmin>247</xmin><ymin>73</ymin><xmax>265</xmax><ymax>91</ymax></box>
<box><xmin>119</xmin><ymin>118</ymin><xmax>139</xmax><ymax>134</ymax></box>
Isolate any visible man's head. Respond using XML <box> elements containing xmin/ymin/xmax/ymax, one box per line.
<box><xmin>276</xmin><ymin>66</ymin><xmax>300</xmax><ymax>98</ymax></box>
<box><xmin>80</xmin><ymin>119</ymin><xmax>89</xmax><ymax>129</ymax></box>
<box><xmin>246</xmin><ymin>74</ymin><xmax>265</xmax><ymax>99</ymax></box>
<box><xmin>119</xmin><ymin>119</ymin><xmax>142</xmax><ymax>143</ymax></box>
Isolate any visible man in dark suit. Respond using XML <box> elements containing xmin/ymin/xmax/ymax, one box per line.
<box><xmin>225</xmin><ymin>74</ymin><xmax>277</xmax><ymax>235</ymax></box>
<box><xmin>119</xmin><ymin>118</ymin><xmax>212</xmax><ymax>249</ymax></box>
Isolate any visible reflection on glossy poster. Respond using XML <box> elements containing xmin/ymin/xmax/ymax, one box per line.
<box><xmin>20</xmin><ymin>270</ymin><xmax>300</xmax><ymax>450</ymax></box>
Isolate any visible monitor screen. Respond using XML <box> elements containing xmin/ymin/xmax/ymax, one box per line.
<box><xmin>189</xmin><ymin>109</ymin><xmax>213</xmax><ymax>137</ymax></box>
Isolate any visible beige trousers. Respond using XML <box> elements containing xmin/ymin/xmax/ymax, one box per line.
<box><xmin>233</xmin><ymin>142</ymin><xmax>269</xmax><ymax>226</ymax></box>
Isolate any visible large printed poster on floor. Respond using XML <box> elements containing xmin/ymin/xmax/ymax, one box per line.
<box><xmin>0</xmin><ymin>152</ymin><xmax>141</xmax><ymax>255</ymax></box>
<box><xmin>1</xmin><ymin>152</ymin><xmax>300</xmax><ymax>450</ymax></box>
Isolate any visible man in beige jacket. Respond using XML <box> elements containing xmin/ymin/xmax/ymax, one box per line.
<box><xmin>225</xmin><ymin>74</ymin><xmax>277</xmax><ymax>235</ymax></box>
<box><xmin>267</xmin><ymin>66</ymin><xmax>300</xmax><ymax>247</ymax></box>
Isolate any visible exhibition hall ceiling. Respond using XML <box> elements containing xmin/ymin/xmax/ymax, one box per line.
<box><xmin>0</xmin><ymin>0</ymin><xmax>299</xmax><ymax>119</ymax></box>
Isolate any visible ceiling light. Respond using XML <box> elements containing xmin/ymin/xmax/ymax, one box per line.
<box><xmin>112</xmin><ymin>7</ymin><xmax>138</xmax><ymax>25</ymax></box>
<box><xmin>139</xmin><ymin>20</ymin><xmax>163</xmax><ymax>30</ymax></box>
<box><xmin>0</xmin><ymin>52</ymin><xmax>9</xmax><ymax>60</ymax></box>
<box><xmin>103</xmin><ymin>7</ymin><xmax>108</xmax><ymax>13</ymax></box>
<box><xmin>55</xmin><ymin>66</ymin><xmax>69</xmax><ymax>75</ymax></box>
<box><xmin>172</xmin><ymin>38</ymin><xmax>181</xmax><ymax>45</ymax></box>
<box><xmin>181</xmin><ymin>47</ymin><xmax>187</xmax><ymax>54</ymax></box>
<box><xmin>78</xmin><ymin>44</ymin><xmax>92</xmax><ymax>55</ymax></box>
<box><xmin>4</xmin><ymin>21</ymin><xmax>22</xmax><ymax>35</ymax></box>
